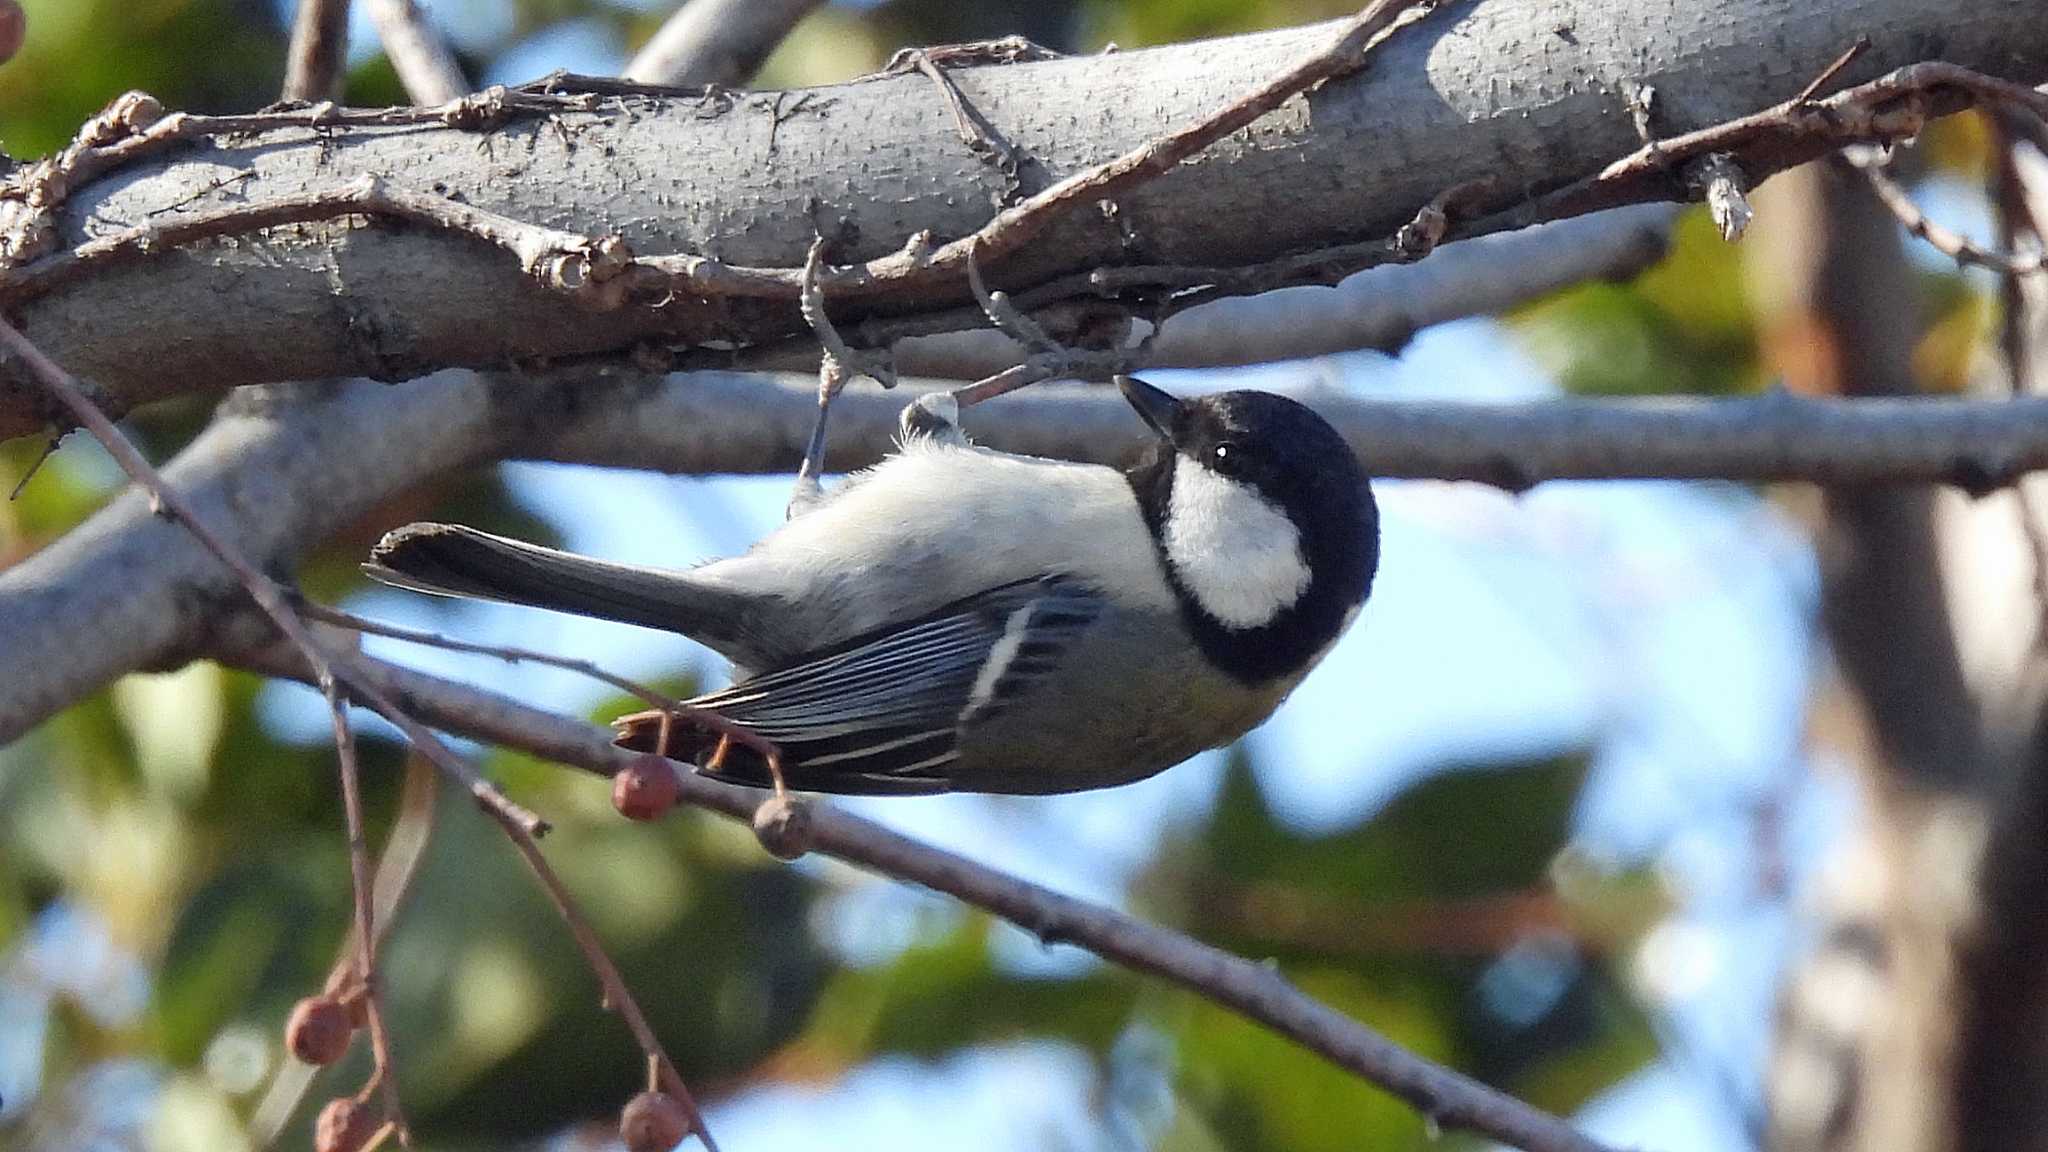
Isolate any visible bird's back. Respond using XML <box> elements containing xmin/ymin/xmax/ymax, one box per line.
<box><xmin>698</xmin><ymin>439</ymin><xmax>1176</xmax><ymax>669</ymax></box>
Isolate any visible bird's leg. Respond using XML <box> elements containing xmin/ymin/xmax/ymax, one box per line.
<box><xmin>655</xmin><ymin>707</ymin><xmax>789</xmax><ymax>796</ymax></box>
<box><xmin>789</xmin><ymin>354</ymin><xmax>846</xmax><ymax>518</ymax></box>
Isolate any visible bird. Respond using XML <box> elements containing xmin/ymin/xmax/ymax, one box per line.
<box><xmin>363</xmin><ymin>375</ymin><xmax>1378</xmax><ymax>796</ymax></box>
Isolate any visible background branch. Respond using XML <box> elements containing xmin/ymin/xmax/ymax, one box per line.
<box><xmin>281</xmin><ymin>0</ymin><xmax>352</xmax><ymax>103</ymax></box>
<box><xmin>364</xmin><ymin>0</ymin><xmax>467</xmax><ymax>105</ymax></box>
<box><xmin>623</xmin><ymin>0</ymin><xmax>824</xmax><ymax>87</ymax></box>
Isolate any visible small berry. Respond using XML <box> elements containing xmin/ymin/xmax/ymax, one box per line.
<box><xmin>287</xmin><ymin>995</ymin><xmax>355</xmax><ymax>1066</ymax></box>
<box><xmin>612</xmin><ymin>754</ymin><xmax>680</xmax><ymax>821</ymax></box>
<box><xmin>751</xmin><ymin>794</ymin><xmax>813</xmax><ymax>861</ymax></box>
<box><xmin>620</xmin><ymin>1091</ymin><xmax>691</xmax><ymax>1152</ymax></box>
<box><xmin>315</xmin><ymin>1096</ymin><xmax>377</xmax><ymax>1152</ymax></box>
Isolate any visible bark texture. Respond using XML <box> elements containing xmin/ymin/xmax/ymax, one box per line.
<box><xmin>3</xmin><ymin>0</ymin><xmax>2043</xmax><ymax>436</ymax></box>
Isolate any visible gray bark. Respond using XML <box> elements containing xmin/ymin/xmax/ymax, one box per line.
<box><xmin>4</xmin><ymin>0</ymin><xmax>2042</xmax><ymax>435</ymax></box>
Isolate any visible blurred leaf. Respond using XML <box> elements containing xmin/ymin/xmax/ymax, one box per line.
<box><xmin>0</xmin><ymin>0</ymin><xmax>285</xmax><ymax>158</ymax></box>
<box><xmin>1914</xmin><ymin>281</ymin><xmax>1993</xmax><ymax>393</ymax></box>
<box><xmin>1514</xmin><ymin>208</ymin><xmax>1761</xmax><ymax>396</ymax></box>
<box><xmin>797</xmin><ymin>917</ymin><xmax>1132</xmax><ymax>1070</ymax></box>
<box><xmin>1173</xmin><ymin>965</ymin><xmax>1454</xmax><ymax>1152</ymax></box>
<box><xmin>1200</xmin><ymin>752</ymin><xmax>1589</xmax><ymax>906</ymax></box>
<box><xmin>1922</xmin><ymin>109</ymin><xmax>1993</xmax><ymax>182</ymax></box>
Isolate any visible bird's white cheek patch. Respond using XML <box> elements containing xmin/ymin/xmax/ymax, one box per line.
<box><xmin>1164</xmin><ymin>456</ymin><xmax>1311</xmax><ymax>629</ymax></box>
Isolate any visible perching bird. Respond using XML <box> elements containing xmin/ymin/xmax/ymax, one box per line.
<box><xmin>364</xmin><ymin>376</ymin><xmax>1377</xmax><ymax>795</ymax></box>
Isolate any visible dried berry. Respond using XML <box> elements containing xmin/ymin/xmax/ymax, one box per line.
<box><xmin>612</xmin><ymin>754</ymin><xmax>680</xmax><ymax>821</ymax></box>
<box><xmin>286</xmin><ymin>995</ymin><xmax>355</xmax><ymax>1066</ymax></box>
<box><xmin>751</xmin><ymin>794</ymin><xmax>813</xmax><ymax>861</ymax></box>
<box><xmin>314</xmin><ymin>1096</ymin><xmax>377</xmax><ymax>1152</ymax></box>
<box><xmin>619</xmin><ymin>1090</ymin><xmax>691</xmax><ymax>1152</ymax></box>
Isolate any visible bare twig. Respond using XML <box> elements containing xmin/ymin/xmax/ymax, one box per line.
<box><xmin>0</xmin><ymin>314</ymin><xmax>546</xmax><ymax>834</ymax></box>
<box><xmin>965</xmin><ymin>245</ymin><xmax>1059</xmax><ymax>353</ymax></box>
<box><xmin>1794</xmin><ymin>36</ymin><xmax>1873</xmax><ymax>106</ymax></box>
<box><xmin>1483</xmin><ymin>62</ymin><xmax>2048</xmax><ymax>237</ymax></box>
<box><xmin>324</xmin><ymin>686</ymin><xmax>408</xmax><ymax>1143</ymax></box>
<box><xmin>282</xmin><ymin>0</ymin><xmax>353</xmax><ymax>103</ymax></box>
<box><xmin>0</xmin><ymin>317</ymin><xmax>728</xmax><ymax>1147</ymax></box>
<box><xmin>364</xmin><ymin>0</ymin><xmax>467</xmax><ymax>106</ymax></box>
<box><xmin>231</xmin><ymin>644</ymin><xmax>1616</xmax><ymax>1152</ymax></box>
<box><xmin>623</xmin><ymin>0</ymin><xmax>822</xmax><ymax>87</ymax></box>
<box><xmin>484</xmin><ymin>798</ymin><xmax>720</xmax><ymax>1151</ymax></box>
<box><xmin>1853</xmin><ymin>154</ymin><xmax>2046</xmax><ymax>275</ymax></box>
<box><xmin>289</xmin><ymin>594</ymin><xmax>786</xmax><ymax>781</ymax></box>
<box><xmin>898</xmin><ymin>51</ymin><xmax>1027</xmax><ymax>194</ymax></box>
<box><xmin>253</xmin><ymin>755</ymin><xmax>439</xmax><ymax>1148</ymax></box>
<box><xmin>0</xmin><ymin>174</ymin><xmax>635</xmax><ymax>306</ymax></box>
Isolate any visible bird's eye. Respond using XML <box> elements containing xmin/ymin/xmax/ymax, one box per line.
<box><xmin>1212</xmin><ymin>442</ymin><xmax>1237</xmax><ymax>465</ymax></box>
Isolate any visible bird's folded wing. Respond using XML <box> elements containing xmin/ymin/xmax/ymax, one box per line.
<box><xmin>615</xmin><ymin>576</ymin><xmax>1102</xmax><ymax>794</ymax></box>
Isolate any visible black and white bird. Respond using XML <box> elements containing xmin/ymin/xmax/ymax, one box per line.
<box><xmin>364</xmin><ymin>375</ymin><xmax>1378</xmax><ymax>795</ymax></box>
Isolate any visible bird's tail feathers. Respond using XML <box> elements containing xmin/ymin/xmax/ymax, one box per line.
<box><xmin>365</xmin><ymin>522</ymin><xmax>733</xmax><ymax>639</ymax></box>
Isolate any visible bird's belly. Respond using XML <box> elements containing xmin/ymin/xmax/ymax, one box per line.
<box><xmin>950</xmin><ymin>610</ymin><xmax>1296</xmax><ymax>794</ymax></box>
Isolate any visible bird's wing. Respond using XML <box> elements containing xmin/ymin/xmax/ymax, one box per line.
<box><xmin>614</xmin><ymin>576</ymin><xmax>1103</xmax><ymax>794</ymax></box>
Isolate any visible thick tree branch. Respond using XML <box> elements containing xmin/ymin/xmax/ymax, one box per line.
<box><xmin>623</xmin><ymin>0</ymin><xmax>823</xmax><ymax>87</ymax></box>
<box><xmin>3</xmin><ymin>0</ymin><xmax>2044</xmax><ymax>436</ymax></box>
<box><xmin>228</xmin><ymin>643</ymin><xmax>1616</xmax><ymax>1152</ymax></box>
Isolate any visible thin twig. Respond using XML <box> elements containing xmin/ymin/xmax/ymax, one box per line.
<box><xmin>324</xmin><ymin>686</ymin><xmax>409</xmax><ymax>1144</ymax></box>
<box><xmin>965</xmin><ymin>245</ymin><xmax>1059</xmax><ymax>353</ymax></box>
<box><xmin>483</xmin><ymin>801</ymin><xmax>721</xmax><ymax>1152</ymax></box>
<box><xmin>1851</xmin><ymin>153</ymin><xmax>2046</xmax><ymax>275</ymax></box>
<box><xmin>900</xmin><ymin>51</ymin><xmax>1027</xmax><ymax>194</ymax></box>
<box><xmin>363</xmin><ymin>0</ymin><xmax>467</xmax><ymax>106</ymax></box>
<box><xmin>0</xmin><ymin>314</ymin><xmax>547</xmax><ymax>838</ymax></box>
<box><xmin>1795</xmin><ymin>36</ymin><xmax>1872</xmax><ymax>105</ymax></box>
<box><xmin>253</xmin><ymin>755</ymin><xmax>439</xmax><ymax>1149</ymax></box>
<box><xmin>290</xmin><ymin>594</ymin><xmax>785</xmax><ymax>777</ymax></box>
<box><xmin>282</xmin><ymin>0</ymin><xmax>353</xmax><ymax>103</ymax></box>
<box><xmin>230</xmin><ymin>645</ymin><xmax>1613</xmax><ymax>1152</ymax></box>
<box><xmin>0</xmin><ymin>314</ymin><xmax>729</xmax><ymax>1147</ymax></box>
<box><xmin>947</xmin><ymin>362</ymin><xmax>1045</xmax><ymax>409</ymax></box>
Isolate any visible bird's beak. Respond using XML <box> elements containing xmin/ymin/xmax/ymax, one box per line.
<box><xmin>1116</xmin><ymin>375</ymin><xmax>1183</xmax><ymax>441</ymax></box>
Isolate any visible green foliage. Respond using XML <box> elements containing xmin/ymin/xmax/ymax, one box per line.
<box><xmin>1513</xmin><ymin>209</ymin><xmax>1762</xmax><ymax>396</ymax></box>
<box><xmin>1</xmin><ymin>0</ymin><xmax>285</xmax><ymax>158</ymax></box>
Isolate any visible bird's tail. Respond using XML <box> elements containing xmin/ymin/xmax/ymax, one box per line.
<box><xmin>365</xmin><ymin>522</ymin><xmax>747</xmax><ymax>644</ymax></box>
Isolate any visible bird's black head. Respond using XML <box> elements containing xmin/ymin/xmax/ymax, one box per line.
<box><xmin>1120</xmin><ymin>375</ymin><xmax>1379</xmax><ymax>684</ymax></box>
